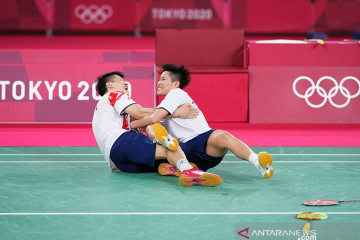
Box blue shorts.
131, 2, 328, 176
110, 131, 157, 173
179, 130, 224, 171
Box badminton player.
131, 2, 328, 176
130, 64, 274, 179
92, 71, 222, 187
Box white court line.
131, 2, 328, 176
227, 153, 360, 156
0, 153, 360, 156
0, 161, 105, 163
0, 161, 359, 164
0, 154, 101, 156
222, 161, 360, 163
0, 153, 359, 163
0, 212, 359, 216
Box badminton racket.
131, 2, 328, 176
302, 199, 360, 206
296, 212, 328, 233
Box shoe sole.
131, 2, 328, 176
153, 123, 179, 151
179, 174, 222, 187
158, 163, 197, 177
258, 152, 274, 179
264, 169, 274, 179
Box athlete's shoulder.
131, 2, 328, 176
168, 88, 188, 97
173, 88, 185, 93
108, 90, 127, 99
108, 91, 130, 107
95, 93, 111, 110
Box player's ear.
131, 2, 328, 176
106, 81, 113, 90
174, 80, 180, 88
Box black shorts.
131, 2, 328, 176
110, 131, 157, 173
179, 130, 224, 171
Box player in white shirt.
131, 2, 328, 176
130, 64, 274, 179
92, 71, 222, 187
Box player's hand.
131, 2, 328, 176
173, 103, 199, 119
129, 115, 139, 122
133, 127, 146, 134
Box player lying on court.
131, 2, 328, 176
92, 71, 222, 187
131, 64, 274, 180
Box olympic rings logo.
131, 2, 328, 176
74, 5, 113, 24
293, 76, 360, 108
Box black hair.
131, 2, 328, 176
161, 64, 191, 89
95, 71, 125, 96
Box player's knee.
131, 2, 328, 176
219, 131, 234, 147
146, 125, 155, 140
210, 130, 233, 148
145, 125, 152, 133
154, 144, 167, 159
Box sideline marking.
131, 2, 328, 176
0, 153, 360, 156
0, 212, 359, 216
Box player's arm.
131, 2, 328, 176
138, 104, 198, 119
130, 108, 168, 129
139, 107, 156, 116
171, 103, 198, 119
108, 91, 149, 119
123, 104, 148, 119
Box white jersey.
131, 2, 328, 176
92, 91, 136, 170
157, 88, 211, 142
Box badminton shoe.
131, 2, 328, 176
179, 167, 222, 187
152, 123, 179, 151
257, 152, 274, 179
158, 162, 197, 177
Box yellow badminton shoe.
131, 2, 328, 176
152, 123, 179, 151
258, 152, 274, 179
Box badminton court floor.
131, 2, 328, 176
0, 146, 359, 240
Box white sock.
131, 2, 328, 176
248, 152, 259, 166
176, 159, 193, 172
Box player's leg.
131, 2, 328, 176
148, 124, 222, 186
110, 131, 158, 173
155, 145, 222, 187
145, 125, 155, 140
206, 130, 274, 179
206, 129, 252, 159
147, 124, 197, 177
146, 124, 182, 176
110, 131, 187, 176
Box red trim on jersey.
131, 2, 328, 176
122, 115, 130, 130
108, 91, 125, 107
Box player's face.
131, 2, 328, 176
108, 75, 126, 93
157, 71, 178, 96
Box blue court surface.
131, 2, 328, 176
0, 146, 359, 240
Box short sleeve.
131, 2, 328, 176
113, 93, 136, 115
156, 89, 188, 114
